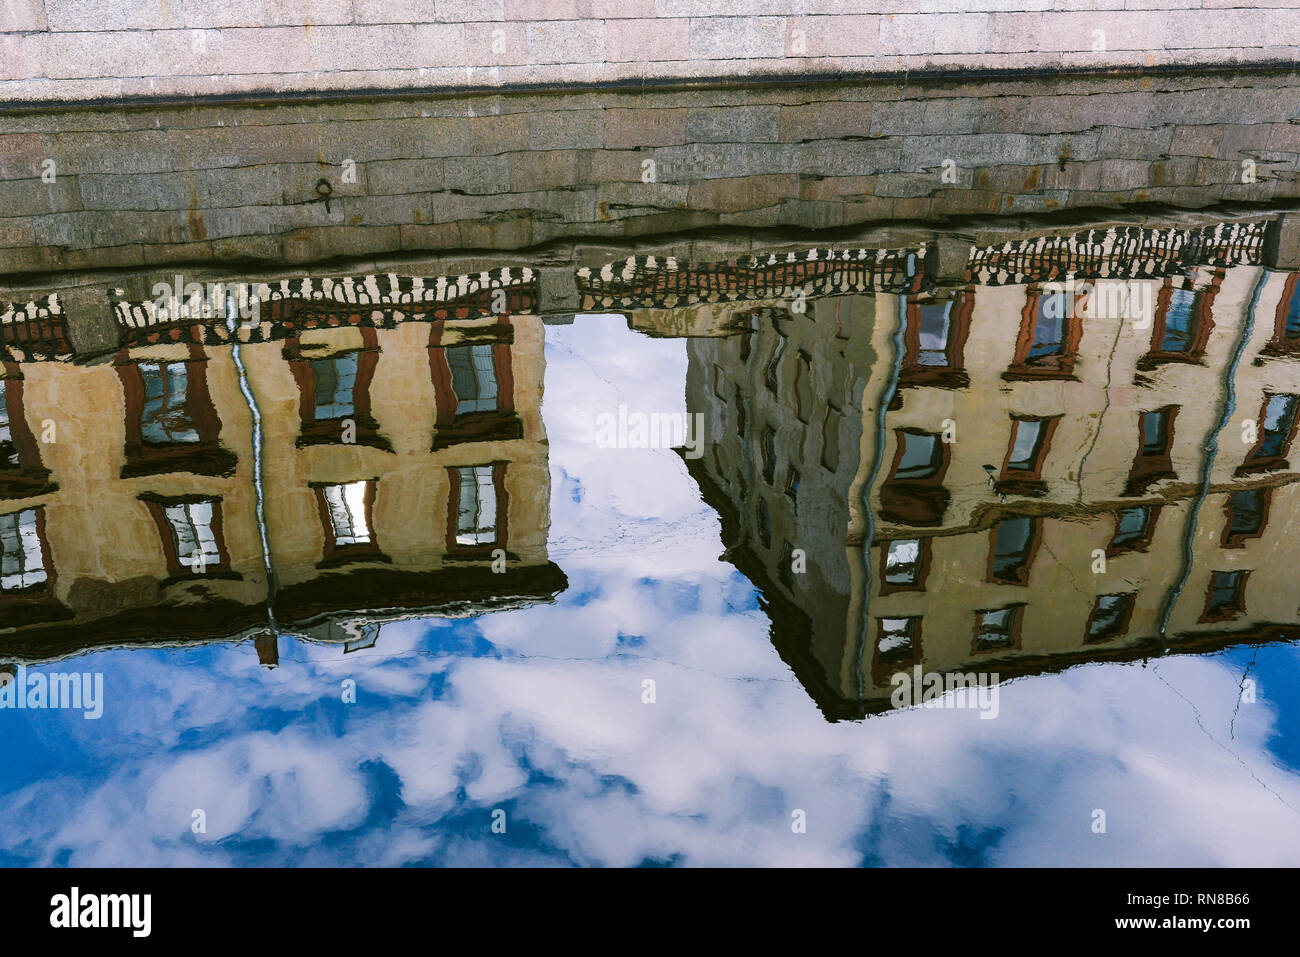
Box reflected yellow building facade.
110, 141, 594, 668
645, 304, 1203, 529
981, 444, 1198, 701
683, 224, 1300, 719
0, 274, 563, 663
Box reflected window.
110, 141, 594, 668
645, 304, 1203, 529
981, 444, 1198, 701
820, 406, 841, 472
430, 326, 519, 450
1001, 415, 1059, 491
763, 331, 787, 394
988, 515, 1038, 585
1239, 394, 1300, 473
141, 495, 233, 578
455, 466, 498, 546
447, 343, 499, 414
1202, 570, 1248, 621
291, 333, 388, 449
793, 351, 813, 423
881, 538, 928, 592
1139, 275, 1222, 369
784, 467, 800, 501
875, 616, 920, 681
325, 481, 372, 546
973, 605, 1023, 653
1110, 505, 1157, 552
139, 361, 199, 444
310, 351, 359, 419
1125, 406, 1178, 495
1265, 273, 1300, 355
1028, 294, 1066, 359
314, 480, 383, 567
1008, 286, 1079, 378
761, 427, 776, 485
1159, 289, 1198, 352
0, 507, 47, 592
117, 351, 232, 478
0, 379, 15, 467
0, 372, 53, 498
1141, 409, 1171, 455
1086, 593, 1135, 643
1285, 281, 1300, 340
893, 431, 941, 480
162, 500, 223, 571
881, 429, 950, 526
901, 292, 973, 386
1223, 488, 1268, 547
756, 496, 772, 549
916, 303, 952, 366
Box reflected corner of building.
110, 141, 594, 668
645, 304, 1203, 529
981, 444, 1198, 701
666, 217, 1300, 720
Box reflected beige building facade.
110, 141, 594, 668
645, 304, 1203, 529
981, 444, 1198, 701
0, 277, 562, 663
683, 225, 1300, 719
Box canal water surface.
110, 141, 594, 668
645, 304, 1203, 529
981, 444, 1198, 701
2, 218, 1299, 865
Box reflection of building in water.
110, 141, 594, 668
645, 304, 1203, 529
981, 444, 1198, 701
0, 274, 563, 663
683, 224, 1300, 719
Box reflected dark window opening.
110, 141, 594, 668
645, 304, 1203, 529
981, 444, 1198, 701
456, 467, 498, 546
881, 429, 950, 526
784, 467, 799, 501
1239, 393, 1300, 474
1201, 569, 1248, 622
1086, 593, 1135, 643
1028, 295, 1066, 359
894, 431, 941, 480
0, 369, 54, 498
446, 462, 509, 557
140, 493, 235, 580
820, 405, 841, 472
139, 361, 199, 444
973, 605, 1023, 654
998, 415, 1060, 496
0, 379, 12, 467
880, 537, 928, 594
793, 351, 813, 423
311, 351, 360, 419
289, 330, 386, 449
1222, 488, 1269, 547
429, 322, 521, 450
0, 503, 64, 625
874, 616, 921, 685
116, 348, 233, 478
1007, 285, 1080, 379
988, 515, 1039, 585
1109, 504, 1157, 553
917, 303, 952, 365
763, 329, 787, 394
756, 496, 772, 550
0, 506, 48, 592
901, 291, 972, 388
1160, 289, 1197, 351
761, 427, 776, 485
447, 343, 499, 414
1125, 406, 1178, 495
314, 479, 387, 567
1265, 273, 1300, 356
1140, 273, 1220, 368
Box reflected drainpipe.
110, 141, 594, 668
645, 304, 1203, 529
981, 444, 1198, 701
1156, 266, 1270, 650
225, 295, 280, 654
853, 291, 908, 700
